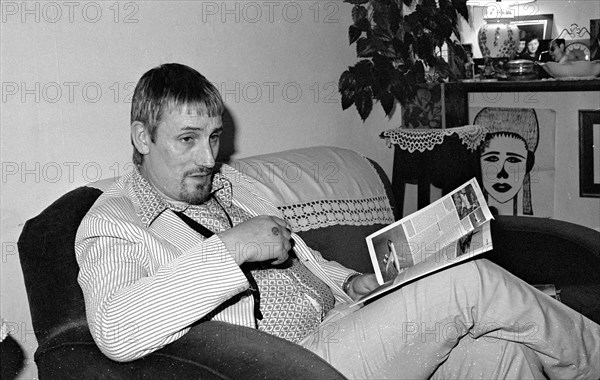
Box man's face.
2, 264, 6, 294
140, 107, 223, 205
550, 43, 565, 62
480, 135, 529, 204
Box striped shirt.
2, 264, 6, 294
75, 164, 355, 362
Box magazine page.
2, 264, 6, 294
354, 222, 493, 306
366, 178, 493, 285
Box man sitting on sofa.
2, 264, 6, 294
75, 63, 600, 379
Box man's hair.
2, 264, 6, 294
130, 63, 224, 165
550, 38, 566, 50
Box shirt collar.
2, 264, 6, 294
132, 166, 233, 228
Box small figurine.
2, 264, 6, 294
464, 52, 475, 79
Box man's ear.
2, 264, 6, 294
131, 121, 150, 155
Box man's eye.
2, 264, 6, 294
181, 136, 194, 143
483, 156, 498, 162
210, 134, 221, 142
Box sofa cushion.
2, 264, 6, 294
232, 146, 398, 273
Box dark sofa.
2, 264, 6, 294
15, 146, 600, 379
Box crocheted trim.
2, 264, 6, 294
382, 125, 490, 153
278, 196, 395, 232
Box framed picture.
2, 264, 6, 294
512, 14, 554, 40
590, 19, 600, 61
579, 110, 600, 198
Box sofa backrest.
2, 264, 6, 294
18, 146, 398, 347
232, 146, 398, 273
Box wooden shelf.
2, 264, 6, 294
461, 78, 600, 93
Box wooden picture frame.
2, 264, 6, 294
579, 110, 600, 198
512, 14, 554, 40
590, 19, 600, 61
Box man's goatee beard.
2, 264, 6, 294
186, 184, 213, 205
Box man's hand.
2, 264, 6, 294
218, 215, 292, 265
346, 274, 379, 301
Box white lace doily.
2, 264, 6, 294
233, 146, 395, 232
279, 196, 394, 232
382, 125, 490, 153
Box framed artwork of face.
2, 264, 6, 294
472, 107, 554, 217
480, 133, 530, 204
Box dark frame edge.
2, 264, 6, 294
578, 110, 600, 198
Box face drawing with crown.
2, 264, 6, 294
480, 133, 529, 204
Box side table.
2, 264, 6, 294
381, 125, 489, 216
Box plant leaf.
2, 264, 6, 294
378, 90, 395, 116
351, 60, 375, 87
355, 18, 371, 32
356, 37, 378, 57
372, 8, 390, 31
352, 5, 368, 24
341, 90, 355, 110
389, 4, 402, 35
349, 25, 362, 45
452, 0, 469, 22
355, 88, 374, 121
339, 70, 356, 91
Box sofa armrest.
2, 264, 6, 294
36, 321, 346, 380
487, 216, 600, 286
487, 215, 600, 323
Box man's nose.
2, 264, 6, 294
194, 142, 216, 168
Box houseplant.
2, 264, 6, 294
338, 0, 470, 121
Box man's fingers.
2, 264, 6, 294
270, 216, 291, 240
272, 216, 291, 232
271, 250, 289, 265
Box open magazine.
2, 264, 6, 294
352, 178, 494, 306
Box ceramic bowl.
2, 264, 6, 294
537, 61, 600, 79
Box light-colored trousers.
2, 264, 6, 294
300, 259, 600, 379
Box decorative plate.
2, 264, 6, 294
566, 42, 591, 61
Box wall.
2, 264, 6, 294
1, 1, 597, 378
0, 2, 400, 378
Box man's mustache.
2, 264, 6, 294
184, 167, 214, 177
